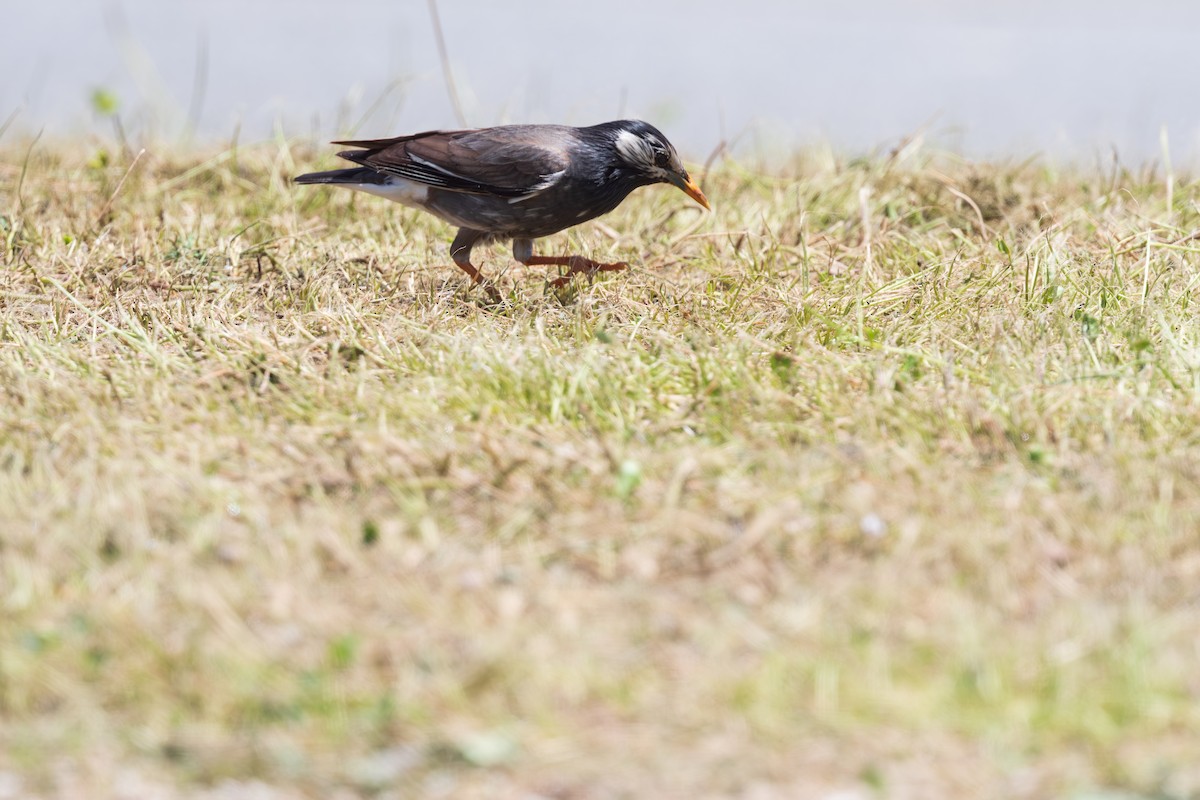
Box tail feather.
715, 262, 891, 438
293, 166, 388, 185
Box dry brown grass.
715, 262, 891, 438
2, 137, 1200, 799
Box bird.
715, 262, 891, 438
294, 120, 709, 289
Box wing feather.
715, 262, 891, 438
332, 126, 573, 199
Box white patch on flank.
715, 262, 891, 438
351, 177, 428, 206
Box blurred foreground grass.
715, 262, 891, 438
1, 138, 1199, 799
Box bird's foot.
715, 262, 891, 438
475, 279, 503, 304
549, 256, 629, 288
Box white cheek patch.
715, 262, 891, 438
615, 129, 656, 168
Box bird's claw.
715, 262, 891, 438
477, 280, 503, 304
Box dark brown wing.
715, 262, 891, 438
333, 126, 573, 198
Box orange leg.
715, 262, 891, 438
451, 256, 501, 302
449, 228, 501, 299
452, 255, 485, 284
522, 255, 629, 287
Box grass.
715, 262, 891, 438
2, 135, 1200, 799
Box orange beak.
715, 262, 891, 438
670, 171, 711, 210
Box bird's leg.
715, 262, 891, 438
452, 255, 485, 284
450, 228, 487, 285
519, 254, 629, 287
511, 239, 627, 287
448, 228, 502, 302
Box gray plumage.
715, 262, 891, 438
295, 120, 709, 288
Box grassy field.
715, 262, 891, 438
2, 136, 1199, 800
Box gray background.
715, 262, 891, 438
4, 0, 1198, 164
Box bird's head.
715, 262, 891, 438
610, 120, 710, 210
